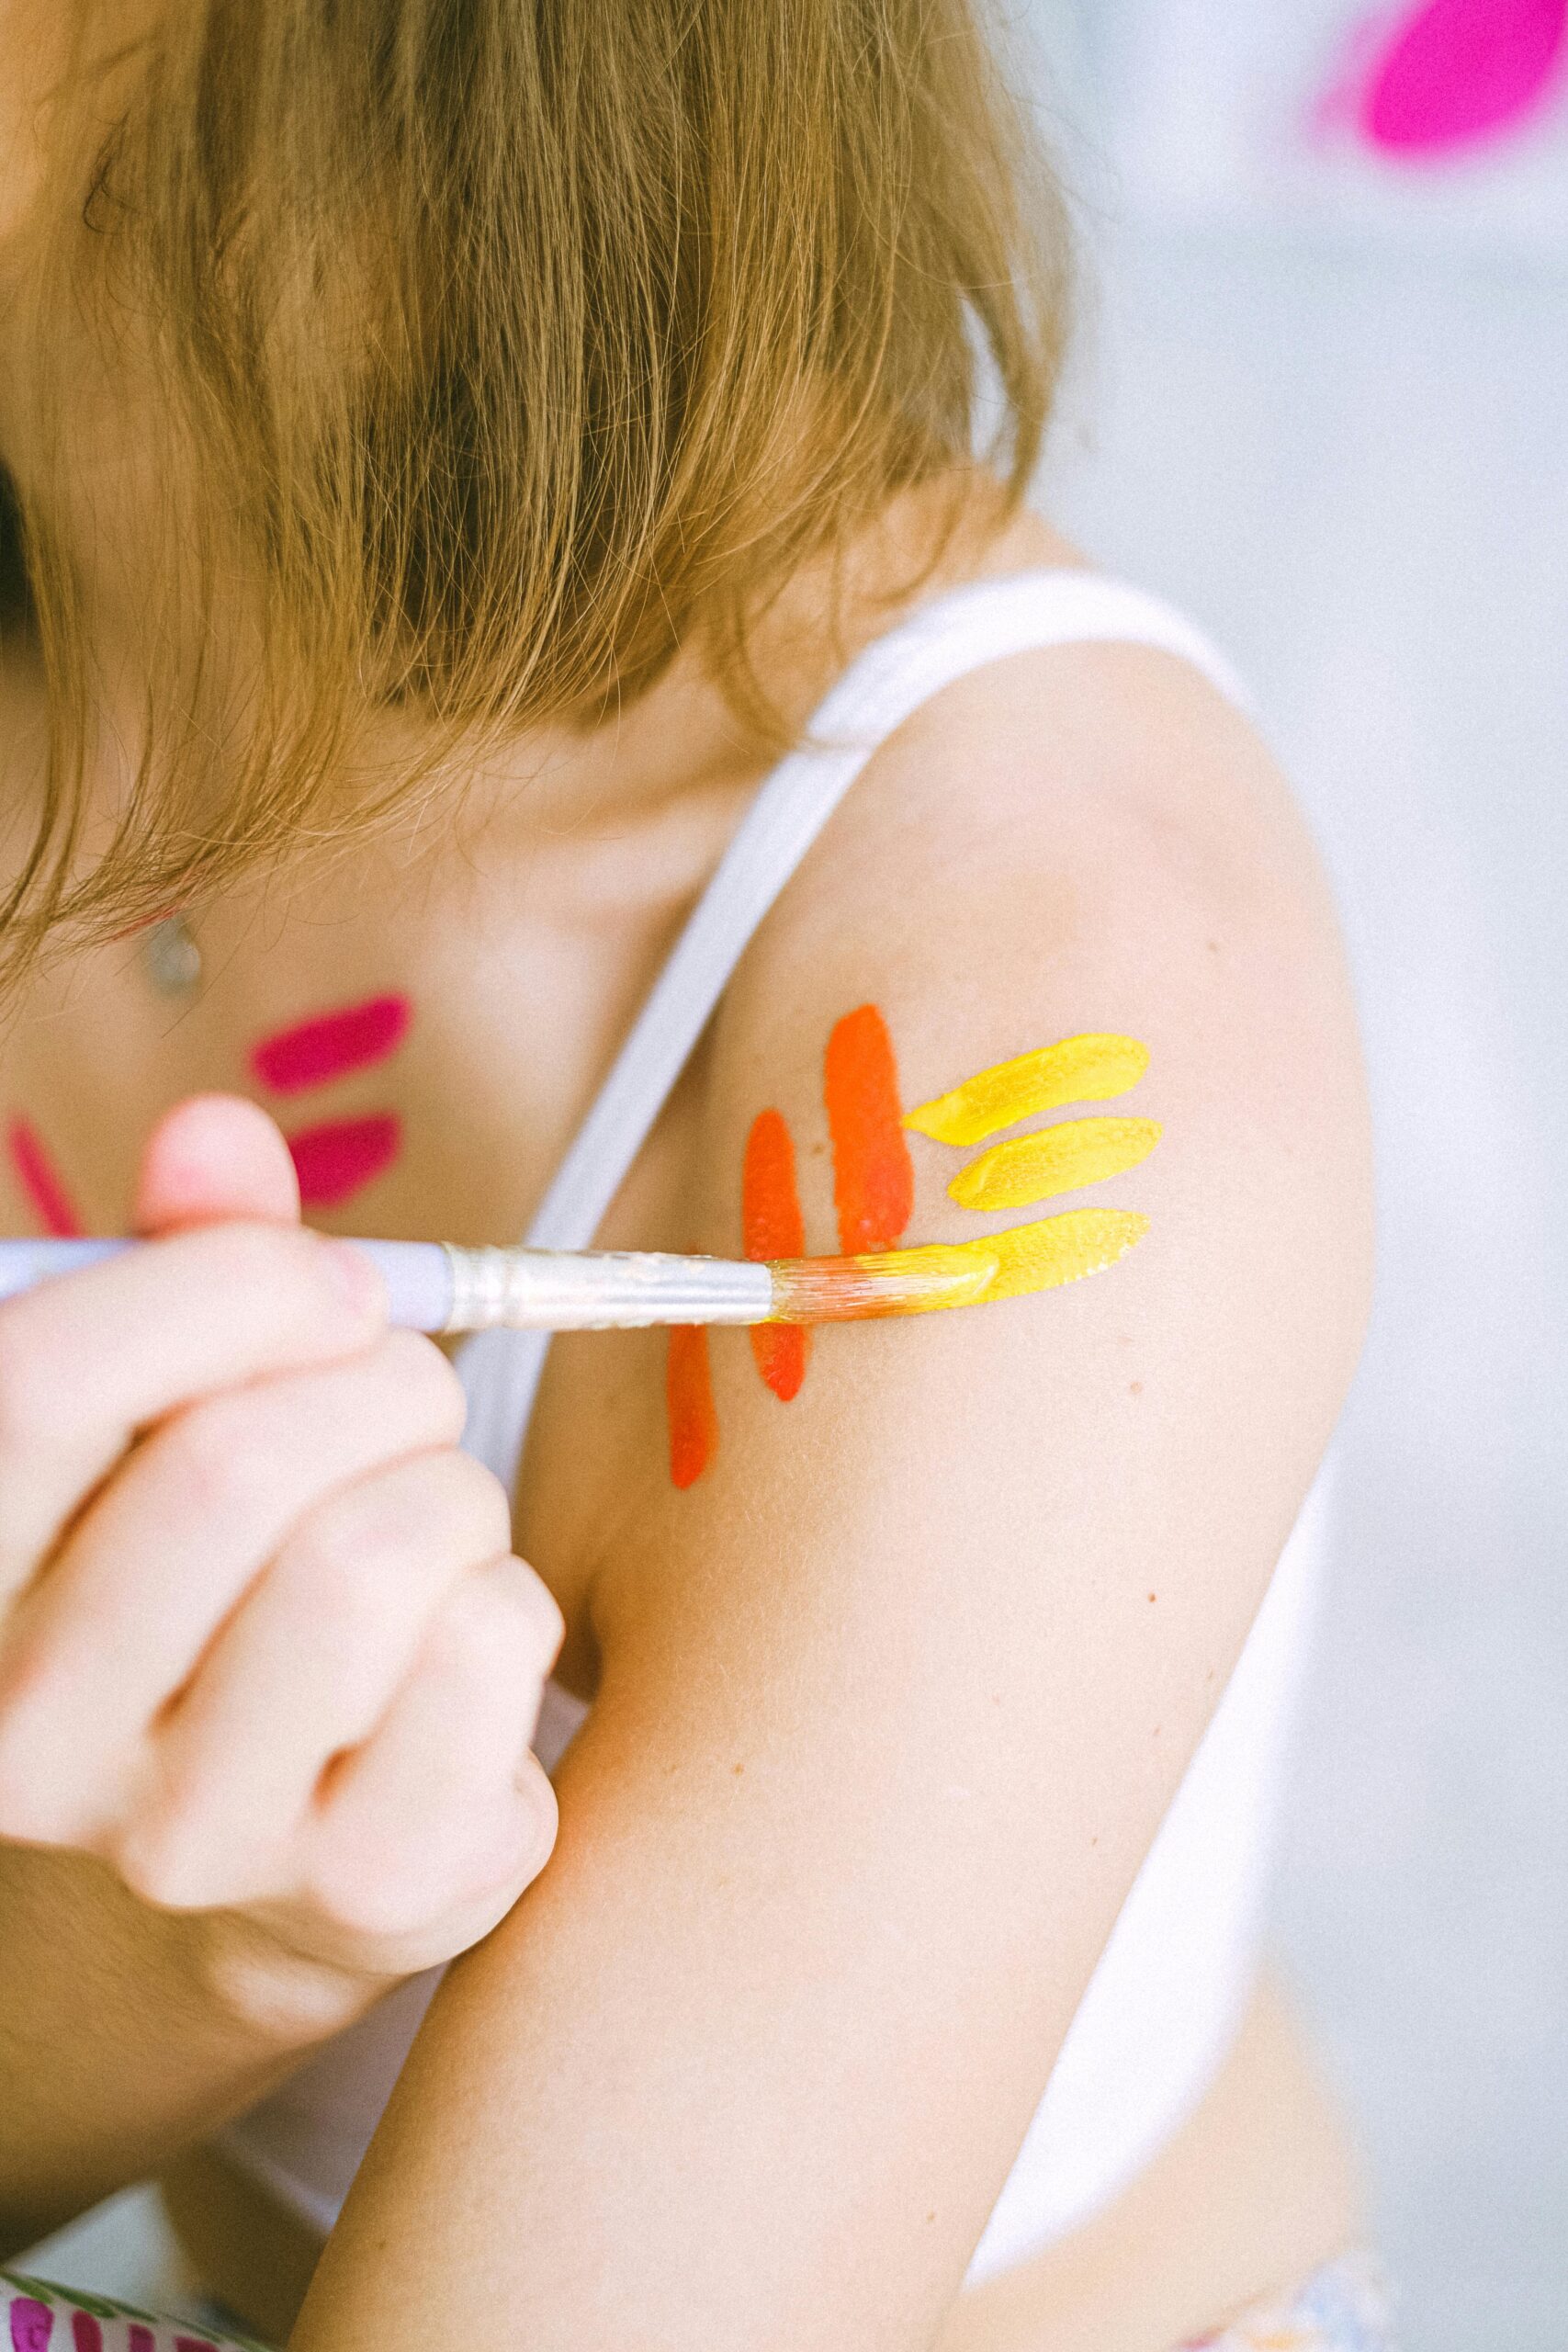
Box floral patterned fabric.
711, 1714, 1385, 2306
0, 2274, 265, 2352
6, 2249, 1397, 2352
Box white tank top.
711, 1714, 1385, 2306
211, 570, 1328, 2287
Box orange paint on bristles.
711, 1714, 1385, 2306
666, 1323, 719, 1487
825, 1004, 915, 1254
743, 1110, 809, 1400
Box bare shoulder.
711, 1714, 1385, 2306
504, 585, 1373, 2324
713, 587, 1373, 1393
590, 586, 1371, 1705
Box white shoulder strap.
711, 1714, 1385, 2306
458, 569, 1249, 1481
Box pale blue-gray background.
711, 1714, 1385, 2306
25, 7, 1568, 2346
1036, 6, 1568, 2346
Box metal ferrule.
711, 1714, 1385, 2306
438, 1244, 774, 1334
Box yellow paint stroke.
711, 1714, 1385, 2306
977, 1207, 1150, 1301
904, 1034, 1150, 1148
948, 1116, 1162, 1213
768, 1210, 1148, 1322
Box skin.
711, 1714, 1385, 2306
0, 27, 1375, 2349
0, 1096, 565, 2251
2, 581, 1374, 2350
289, 613, 1373, 2352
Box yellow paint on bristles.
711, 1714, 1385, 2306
948, 1116, 1162, 1213
767, 1208, 1149, 1323
904, 1034, 1150, 1148
769, 1244, 998, 1323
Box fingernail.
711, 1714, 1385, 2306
319, 1238, 387, 1323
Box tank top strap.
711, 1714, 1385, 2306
457, 568, 1250, 1484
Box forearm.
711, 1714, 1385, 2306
286, 1650, 1082, 2352
0, 1842, 383, 2256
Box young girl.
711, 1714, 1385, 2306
0, 6, 1388, 2347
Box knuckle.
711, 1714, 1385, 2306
386, 1449, 513, 1572
198, 1220, 299, 1309
306, 1451, 504, 1603
421, 1584, 497, 1686
311, 1783, 557, 1948
203, 1219, 298, 1293
0, 1739, 64, 1845
491, 1558, 568, 1674
112, 1813, 210, 1912
461, 1776, 560, 1913
0, 1668, 85, 1845
376, 1330, 468, 1441
426, 1567, 563, 1715
205, 1224, 359, 1344
509, 1761, 560, 1880
162, 1395, 276, 1521
307, 1856, 431, 1946
423, 1580, 510, 1693
453, 1455, 516, 1564
288, 1510, 392, 1637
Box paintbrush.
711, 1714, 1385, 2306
0, 1235, 1000, 1332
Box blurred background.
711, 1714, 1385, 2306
27, 4, 1568, 2345
1032, 4, 1567, 2344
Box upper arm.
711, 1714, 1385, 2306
296, 642, 1372, 2352
589, 635, 1370, 1810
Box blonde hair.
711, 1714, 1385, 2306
2, 0, 1069, 979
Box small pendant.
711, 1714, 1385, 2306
142, 911, 203, 997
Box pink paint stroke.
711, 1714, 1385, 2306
250, 992, 412, 1095
1333, 0, 1567, 156
288, 1112, 401, 1207
8, 2301, 52, 2352
7, 1118, 85, 1237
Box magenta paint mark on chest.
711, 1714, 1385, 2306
250, 992, 412, 1095
6, 1119, 86, 1238
288, 1112, 401, 1206
8, 2300, 52, 2352
1348, 0, 1567, 154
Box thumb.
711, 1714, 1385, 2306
135, 1094, 301, 1236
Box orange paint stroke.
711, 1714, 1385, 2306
666, 1323, 719, 1488
743, 1110, 809, 1400
825, 1004, 915, 1254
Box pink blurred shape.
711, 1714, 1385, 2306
6, 1118, 85, 1238
250, 991, 411, 1094
288, 1112, 401, 1206
1350, 0, 1567, 155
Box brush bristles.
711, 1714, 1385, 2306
767, 1245, 998, 1323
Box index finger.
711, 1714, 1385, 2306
0, 1221, 386, 1591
